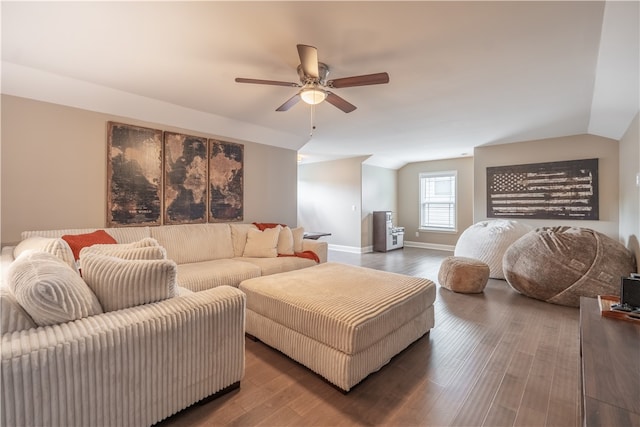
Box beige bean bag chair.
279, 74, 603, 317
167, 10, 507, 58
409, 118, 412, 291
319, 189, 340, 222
503, 226, 637, 307
454, 220, 532, 279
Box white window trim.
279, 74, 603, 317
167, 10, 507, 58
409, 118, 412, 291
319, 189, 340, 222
418, 170, 458, 233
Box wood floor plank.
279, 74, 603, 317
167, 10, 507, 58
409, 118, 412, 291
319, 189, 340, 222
157, 247, 581, 427
544, 311, 581, 427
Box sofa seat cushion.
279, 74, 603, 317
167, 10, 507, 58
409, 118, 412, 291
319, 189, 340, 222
177, 259, 261, 291
151, 224, 234, 264
235, 256, 317, 276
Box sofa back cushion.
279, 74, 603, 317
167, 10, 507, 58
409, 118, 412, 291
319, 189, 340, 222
150, 224, 233, 264
22, 227, 151, 244
230, 223, 258, 257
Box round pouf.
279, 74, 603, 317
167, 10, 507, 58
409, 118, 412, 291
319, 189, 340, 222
454, 220, 532, 279
503, 226, 637, 307
438, 256, 490, 294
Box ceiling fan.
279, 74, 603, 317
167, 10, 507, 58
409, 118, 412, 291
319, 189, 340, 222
235, 44, 389, 113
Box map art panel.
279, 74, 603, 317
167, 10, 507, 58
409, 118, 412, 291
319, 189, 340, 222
209, 140, 243, 222
164, 132, 208, 224
107, 122, 163, 227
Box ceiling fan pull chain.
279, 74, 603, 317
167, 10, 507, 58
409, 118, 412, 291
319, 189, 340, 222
309, 104, 315, 137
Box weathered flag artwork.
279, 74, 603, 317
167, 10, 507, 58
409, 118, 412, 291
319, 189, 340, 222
487, 158, 598, 220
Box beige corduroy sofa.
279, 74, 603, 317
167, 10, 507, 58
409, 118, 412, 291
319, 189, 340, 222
6, 222, 327, 291
0, 222, 327, 427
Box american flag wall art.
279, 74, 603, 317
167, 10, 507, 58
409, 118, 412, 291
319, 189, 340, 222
487, 158, 598, 220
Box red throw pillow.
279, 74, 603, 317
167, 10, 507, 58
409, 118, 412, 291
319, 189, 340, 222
252, 222, 287, 231
62, 230, 117, 260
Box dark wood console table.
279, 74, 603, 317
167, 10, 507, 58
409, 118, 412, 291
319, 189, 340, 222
579, 297, 640, 426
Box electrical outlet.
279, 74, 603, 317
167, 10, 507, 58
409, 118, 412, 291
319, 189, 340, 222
415, 231, 419, 237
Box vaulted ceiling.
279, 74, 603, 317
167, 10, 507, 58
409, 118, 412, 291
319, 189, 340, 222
2, 1, 638, 169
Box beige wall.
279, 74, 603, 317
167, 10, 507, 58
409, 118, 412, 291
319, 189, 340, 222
473, 134, 619, 239
398, 157, 474, 249
362, 164, 397, 250
297, 157, 368, 251
1, 95, 298, 245
619, 112, 639, 270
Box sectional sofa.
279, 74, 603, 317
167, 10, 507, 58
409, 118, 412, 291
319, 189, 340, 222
0, 222, 327, 427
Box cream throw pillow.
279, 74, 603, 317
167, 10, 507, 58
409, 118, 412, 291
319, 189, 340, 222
243, 226, 281, 258
13, 237, 78, 273
291, 227, 305, 253
81, 252, 177, 312
277, 226, 295, 255
0, 287, 36, 333
7, 251, 103, 326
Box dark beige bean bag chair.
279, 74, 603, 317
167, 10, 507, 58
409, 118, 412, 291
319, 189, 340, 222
503, 226, 636, 307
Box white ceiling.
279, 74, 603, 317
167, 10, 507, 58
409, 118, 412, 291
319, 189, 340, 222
2, 1, 638, 169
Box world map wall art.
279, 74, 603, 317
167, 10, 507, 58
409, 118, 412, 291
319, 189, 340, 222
107, 122, 244, 227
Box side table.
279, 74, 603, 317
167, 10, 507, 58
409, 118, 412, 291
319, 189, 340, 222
579, 296, 640, 426
303, 232, 331, 240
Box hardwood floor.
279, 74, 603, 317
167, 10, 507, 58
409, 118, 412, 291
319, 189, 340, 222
158, 247, 581, 426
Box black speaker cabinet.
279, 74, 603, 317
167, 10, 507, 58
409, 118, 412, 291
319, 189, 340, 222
621, 276, 640, 309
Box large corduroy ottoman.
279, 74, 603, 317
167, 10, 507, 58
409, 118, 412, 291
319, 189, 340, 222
503, 226, 637, 307
238, 262, 436, 392
454, 219, 532, 279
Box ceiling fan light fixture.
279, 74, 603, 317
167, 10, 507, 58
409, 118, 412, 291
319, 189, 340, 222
300, 87, 327, 105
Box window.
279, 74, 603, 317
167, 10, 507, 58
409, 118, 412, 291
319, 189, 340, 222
419, 171, 457, 231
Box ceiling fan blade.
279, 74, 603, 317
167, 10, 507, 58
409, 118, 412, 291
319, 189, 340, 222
328, 72, 390, 88
276, 94, 301, 112
297, 44, 319, 79
235, 77, 299, 87
325, 92, 357, 113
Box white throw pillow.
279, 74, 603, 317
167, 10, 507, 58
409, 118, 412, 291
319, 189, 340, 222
0, 287, 36, 333
291, 227, 305, 253
81, 252, 177, 312
13, 237, 78, 273
277, 226, 295, 255
243, 226, 281, 258
7, 251, 103, 326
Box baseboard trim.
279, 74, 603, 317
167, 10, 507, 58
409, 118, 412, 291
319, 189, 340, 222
329, 242, 453, 253
328, 244, 371, 254
403, 241, 455, 252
